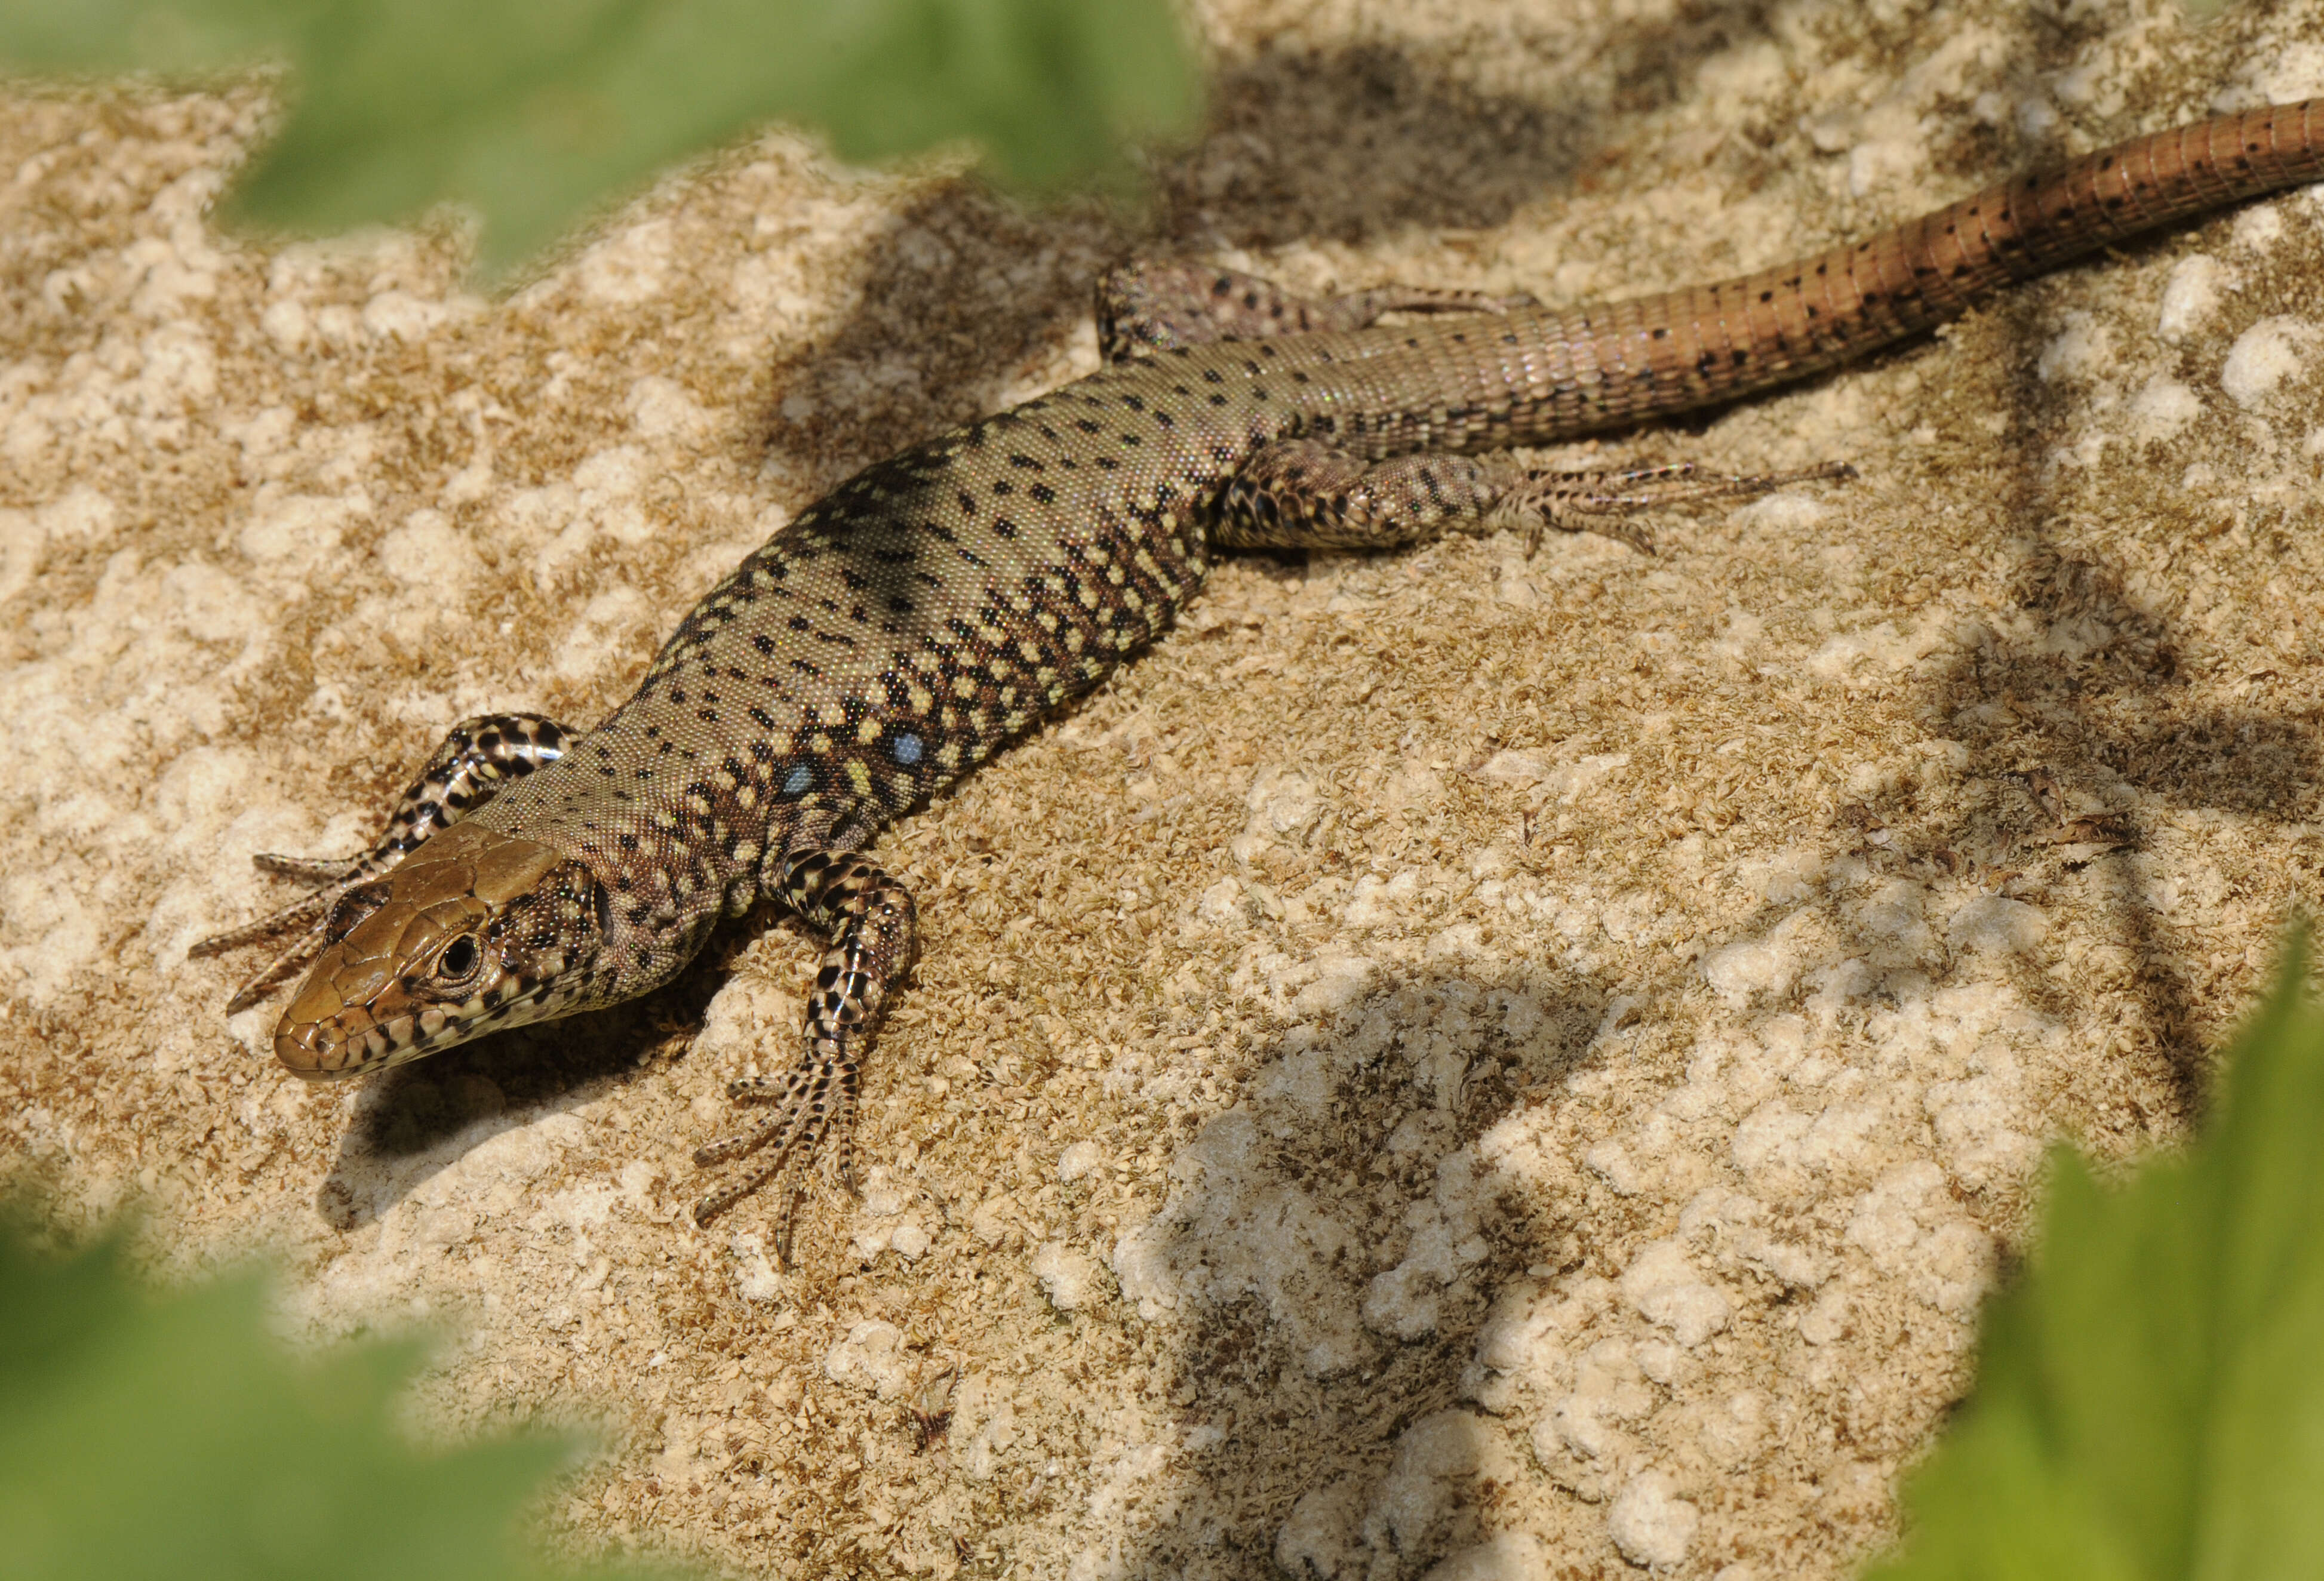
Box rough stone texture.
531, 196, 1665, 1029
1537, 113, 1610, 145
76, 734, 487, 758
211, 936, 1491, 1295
7, 1, 2324, 1577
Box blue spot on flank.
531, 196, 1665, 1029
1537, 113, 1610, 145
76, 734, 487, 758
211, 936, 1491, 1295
783, 764, 813, 795
892, 733, 924, 765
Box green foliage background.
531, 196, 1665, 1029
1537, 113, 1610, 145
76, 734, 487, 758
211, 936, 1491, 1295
0, 0, 1199, 277
0, 1222, 699, 1580
1876, 939, 2324, 1580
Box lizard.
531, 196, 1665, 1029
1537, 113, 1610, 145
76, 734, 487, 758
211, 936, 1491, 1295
193, 98, 2324, 1253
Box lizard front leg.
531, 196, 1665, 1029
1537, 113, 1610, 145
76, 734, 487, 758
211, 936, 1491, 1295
690, 848, 919, 1262
1098, 260, 1535, 361
190, 713, 573, 1011
1215, 439, 1852, 555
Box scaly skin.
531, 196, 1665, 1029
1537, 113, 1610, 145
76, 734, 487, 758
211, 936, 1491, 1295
199, 99, 2324, 1242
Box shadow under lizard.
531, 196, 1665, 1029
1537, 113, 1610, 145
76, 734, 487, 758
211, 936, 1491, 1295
195, 99, 2324, 1255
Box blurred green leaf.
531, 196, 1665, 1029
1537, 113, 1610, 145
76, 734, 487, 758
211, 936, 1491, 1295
0, 1221, 685, 1580
0, 0, 1200, 277
1870, 930, 2324, 1581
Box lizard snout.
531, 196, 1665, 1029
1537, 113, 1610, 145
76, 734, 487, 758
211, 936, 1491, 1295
272, 886, 477, 1079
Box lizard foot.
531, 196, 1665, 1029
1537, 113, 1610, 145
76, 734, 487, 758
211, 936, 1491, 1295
187, 713, 573, 1014
691, 1048, 862, 1265
1511, 459, 1856, 553
188, 853, 374, 1014
1099, 259, 1536, 361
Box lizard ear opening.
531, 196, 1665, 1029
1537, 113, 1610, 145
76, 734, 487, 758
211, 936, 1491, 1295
478, 857, 610, 965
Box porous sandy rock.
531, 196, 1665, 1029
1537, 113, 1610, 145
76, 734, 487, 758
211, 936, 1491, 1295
7, 1, 2324, 1576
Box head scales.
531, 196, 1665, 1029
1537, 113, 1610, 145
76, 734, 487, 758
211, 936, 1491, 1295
273, 823, 608, 1079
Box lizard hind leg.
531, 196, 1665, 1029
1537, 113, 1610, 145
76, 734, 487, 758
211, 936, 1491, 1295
1515, 459, 1858, 553
1215, 439, 1531, 553
1214, 439, 1853, 556
189, 712, 575, 1012
1097, 260, 1535, 361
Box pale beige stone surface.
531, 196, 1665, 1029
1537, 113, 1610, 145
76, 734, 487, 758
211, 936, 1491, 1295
8, 2, 2324, 1577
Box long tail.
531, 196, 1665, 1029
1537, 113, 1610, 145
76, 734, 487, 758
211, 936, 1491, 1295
1336, 100, 2324, 451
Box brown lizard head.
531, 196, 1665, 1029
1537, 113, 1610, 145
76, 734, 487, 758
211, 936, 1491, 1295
272, 822, 607, 1079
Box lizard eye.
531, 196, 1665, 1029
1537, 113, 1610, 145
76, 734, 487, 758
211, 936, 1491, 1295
436, 934, 481, 980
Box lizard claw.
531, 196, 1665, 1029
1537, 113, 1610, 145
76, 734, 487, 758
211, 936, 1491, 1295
691, 1047, 863, 1266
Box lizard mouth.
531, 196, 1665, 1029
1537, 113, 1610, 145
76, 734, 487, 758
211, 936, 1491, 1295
273, 982, 518, 1078
271, 945, 549, 1079
272, 939, 596, 1079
